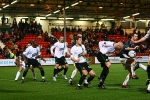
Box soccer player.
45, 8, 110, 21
133, 29, 150, 93
96, 41, 124, 89
21, 40, 46, 83
14, 55, 36, 81
55, 43, 70, 77
68, 33, 87, 85
51, 36, 69, 81
14, 43, 36, 81
120, 33, 147, 88
70, 36, 96, 89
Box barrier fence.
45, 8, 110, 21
0, 56, 148, 66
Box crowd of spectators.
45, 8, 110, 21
0, 21, 149, 59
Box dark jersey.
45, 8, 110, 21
70, 41, 76, 48
119, 39, 135, 58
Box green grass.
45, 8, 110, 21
0, 64, 149, 100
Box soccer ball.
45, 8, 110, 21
128, 50, 136, 58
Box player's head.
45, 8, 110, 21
131, 33, 138, 41
77, 33, 82, 37
32, 40, 37, 47
59, 36, 64, 43
75, 36, 82, 45
26, 43, 31, 48
115, 42, 124, 50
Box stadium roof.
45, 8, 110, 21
0, 0, 150, 20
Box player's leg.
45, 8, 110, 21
15, 66, 23, 81
98, 61, 111, 89
126, 58, 138, 79
98, 63, 109, 82
56, 65, 64, 77
53, 58, 60, 81
84, 66, 96, 87
62, 64, 68, 79
21, 67, 29, 83
30, 65, 36, 81
37, 64, 45, 82
76, 68, 88, 89
68, 66, 78, 85
146, 55, 150, 93
134, 61, 147, 71
122, 67, 132, 88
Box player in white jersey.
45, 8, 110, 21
21, 40, 46, 83
133, 29, 150, 93
68, 33, 87, 85
51, 36, 69, 81
96, 41, 123, 89
55, 44, 71, 77
14, 43, 36, 81
71, 36, 96, 89
119, 33, 147, 88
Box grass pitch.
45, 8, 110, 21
0, 63, 149, 100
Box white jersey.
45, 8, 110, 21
144, 29, 150, 39
36, 46, 42, 63
23, 46, 40, 59
70, 44, 86, 63
51, 41, 67, 58
99, 41, 115, 56
63, 48, 68, 56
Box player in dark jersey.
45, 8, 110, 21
120, 33, 147, 88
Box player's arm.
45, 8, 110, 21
22, 47, 30, 64
134, 31, 150, 43
134, 37, 146, 43
50, 42, 57, 56
81, 45, 87, 56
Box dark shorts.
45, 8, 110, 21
55, 56, 67, 65
75, 62, 92, 73
96, 52, 109, 63
27, 58, 41, 68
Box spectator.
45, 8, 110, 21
69, 33, 73, 40
38, 34, 42, 39
0, 46, 3, 55
4, 47, 10, 59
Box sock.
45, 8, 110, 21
84, 77, 88, 84
147, 83, 150, 91
70, 69, 77, 79
57, 68, 64, 74
131, 63, 136, 76
147, 65, 150, 79
15, 71, 20, 80
40, 69, 45, 77
42, 76, 45, 79
63, 68, 68, 75
103, 69, 109, 81
122, 74, 130, 85
32, 72, 36, 79
53, 68, 57, 77
78, 75, 86, 85
139, 63, 147, 71
100, 66, 109, 79
87, 75, 95, 83
21, 70, 28, 80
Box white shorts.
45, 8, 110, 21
120, 57, 136, 68
20, 61, 26, 69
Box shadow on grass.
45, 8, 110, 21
137, 88, 148, 94
0, 89, 37, 93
